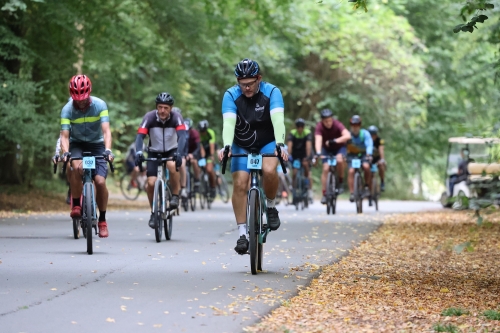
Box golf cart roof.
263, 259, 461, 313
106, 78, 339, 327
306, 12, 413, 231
448, 137, 500, 144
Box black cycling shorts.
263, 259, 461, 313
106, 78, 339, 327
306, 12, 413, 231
147, 149, 177, 178
69, 142, 108, 179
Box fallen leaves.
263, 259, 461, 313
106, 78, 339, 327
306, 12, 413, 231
246, 211, 500, 332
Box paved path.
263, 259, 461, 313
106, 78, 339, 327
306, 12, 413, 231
0, 199, 440, 333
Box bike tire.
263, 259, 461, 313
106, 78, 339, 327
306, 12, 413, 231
219, 176, 230, 203
327, 172, 336, 215
199, 175, 207, 209
248, 190, 260, 275
72, 218, 80, 239
154, 181, 163, 243
84, 183, 93, 255
372, 176, 379, 211
164, 214, 172, 240
182, 196, 189, 212
354, 172, 363, 214
119, 173, 141, 201
190, 192, 196, 211
332, 196, 337, 214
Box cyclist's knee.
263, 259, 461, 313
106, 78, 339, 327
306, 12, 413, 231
348, 168, 355, 175
147, 177, 156, 187
94, 176, 106, 188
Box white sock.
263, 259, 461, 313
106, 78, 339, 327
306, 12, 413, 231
238, 224, 247, 237
266, 197, 275, 208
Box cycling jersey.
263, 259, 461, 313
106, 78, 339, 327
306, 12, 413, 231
60, 96, 109, 143
372, 137, 384, 158
314, 120, 346, 152
188, 128, 201, 155
136, 110, 186, 153
221, 81, 285, 149
287, 128, 311, 159
200, 128, 216, 149
346, 129, 374, 156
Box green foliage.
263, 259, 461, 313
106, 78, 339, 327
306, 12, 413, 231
483, 309, 500, 320
441, 307, 469, 316
433, 323, 459, 333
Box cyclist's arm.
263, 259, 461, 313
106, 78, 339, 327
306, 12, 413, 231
60, 108, 71, 154
209, 143, 215, 157
176, 121, 187, 156
335, 128, 351, 144
136, 115, 150, 153
55, 135, 62, 156
269, 88, 285, 144
287, 141, 293, 156
306, 132, 312, 157
314, 135, 322, 155
102, 122, 112, 151
135, 134, 146, 154
60, 130, 70, 154
364, 130, 374, 155
193, 142, 201, 156
222, 91, 237, 147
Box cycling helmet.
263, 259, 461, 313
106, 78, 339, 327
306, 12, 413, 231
295, 118, 305, 127
350, 115, 362, 125
320, 109, 333, 119
69, 75, 92, 101
368, 125, 378, 134
184, 118, 193, 128
155, 92, 174, 105
234, 58, 260, 79
172, 106, 182, 114
198, 120, 209, 131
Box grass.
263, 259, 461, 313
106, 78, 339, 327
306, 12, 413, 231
483, 310, 500, 320
433, 323, 459, 333
441, 307, 469, 316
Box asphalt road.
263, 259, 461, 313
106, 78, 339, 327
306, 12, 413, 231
0, 198, 440, 333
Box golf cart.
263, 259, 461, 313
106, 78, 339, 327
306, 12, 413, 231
440, 137, 500, 209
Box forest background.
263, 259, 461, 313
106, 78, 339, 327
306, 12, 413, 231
1, 0, 499, 199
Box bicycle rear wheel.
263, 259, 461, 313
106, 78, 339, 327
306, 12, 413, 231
164, 185, 172, 240
372, 175, 379, 211
120, 173, 141, 200
327, 173, 336, 215
154, 181, 163, 243
84, 183, 94, 255
354, 172, 363, 214
72, 218, 80, 239
219, 176, 230, 203
248, 190, 260, 275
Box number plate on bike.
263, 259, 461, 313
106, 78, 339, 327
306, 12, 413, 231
198, 158, 206, 167
351, 159, 361, 168
293, 160, 301, 169
371, 164, 378, 172
82, 156, 96, 170
247, 154, 262, 170
328, 158, 337, 166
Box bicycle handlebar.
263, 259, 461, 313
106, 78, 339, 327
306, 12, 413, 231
139, 156, 178, 173
220, 145, 287, 175
69, 155, 115, 174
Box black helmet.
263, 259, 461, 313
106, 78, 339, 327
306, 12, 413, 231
155, 92, 174, 105
350, 115, 362, 125
320, 109, 333, 119
368, 125, 378, 134
198, 120, 209, 131
295, 118, 305, 127
234, 58, 260, 78
184, 117, 193, 128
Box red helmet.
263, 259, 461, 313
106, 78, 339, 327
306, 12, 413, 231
69, 75, 92, 101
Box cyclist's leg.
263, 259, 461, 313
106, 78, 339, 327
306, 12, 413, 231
336, 146, 346, 187
180, 157, 187, 197
145, 154, 159, 209
378, 160, 386, 184
206, 160, 216, 187
68, 143, 84, 216
362, 161, 371, 190
260, 141, 281, 230
348, 167, 355, 193
230, 145, 251, 254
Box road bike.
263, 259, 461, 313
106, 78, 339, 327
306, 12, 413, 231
198, 158, 214, 209
139, 156, 176, 242
221, 145, 287, 275
317, 155, 339, 215
370, 163, 380, 211
291, 159, 309, 210
62, 153, 114, 254
348, 154, 367, 214
182, 157, 199, 212
275, 168, 291, 206
120, 169, 147, 200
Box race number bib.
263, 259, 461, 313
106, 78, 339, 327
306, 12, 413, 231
293, 160, 301, 169
351, 159, 361, 169
82, 156, 96, 170
328, 158, 337, 166
247, 154, 263, 170
198, 158, 207, 167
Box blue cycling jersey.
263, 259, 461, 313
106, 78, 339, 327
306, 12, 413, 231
346, 129, 373, 155
60, 96, 109, 143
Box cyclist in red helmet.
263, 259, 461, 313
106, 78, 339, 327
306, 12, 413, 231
60, 75, 114, 238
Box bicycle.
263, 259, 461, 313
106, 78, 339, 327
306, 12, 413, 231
62, 152, 114, 254
139, 156, 176, 242
183, 158, 198, 212
198, 158, 212, 210
291, 159, 309, 210
370, 163, 380, 211
275, 169, 291, 206
348, 154, 366, 214
215, 163, 230, 203
120, 169, 147, 200
316, 155, 339, 215
221, 145, 287, 275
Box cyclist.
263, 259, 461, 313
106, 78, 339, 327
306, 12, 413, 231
172, 107, 189, 199
314, 109, 351, 204
185, 118, 202, 189
60, 75, 114, 238
52, 133, 71, 205
198, 120, 217, 199
134, 93, 185, 229
287, 118, 312, 204
368, 125, 386, 192
346, 115, 373, 202
217, 58, 288, 255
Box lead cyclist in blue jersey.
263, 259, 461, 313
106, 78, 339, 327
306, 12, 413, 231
217, 58, 288, 255
346, 115, 373, 203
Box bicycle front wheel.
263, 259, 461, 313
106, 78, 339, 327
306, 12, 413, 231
199, 174, 207, 209
327, 172, 336, 215
354, 172, 363, 214
154, 181, 163, 243
84, 183, 94, 255
120, 173, 141, 201
219, 176, 230, 203
248, 190, 260, 275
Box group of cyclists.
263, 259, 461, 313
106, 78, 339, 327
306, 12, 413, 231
52, 58, 386, 255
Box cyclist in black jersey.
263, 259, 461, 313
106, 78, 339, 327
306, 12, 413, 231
287, 118, 312, 203
368, 125, 386, 192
